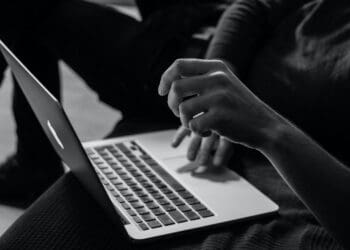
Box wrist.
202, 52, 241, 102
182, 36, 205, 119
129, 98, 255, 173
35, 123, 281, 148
255, 110, 292, 153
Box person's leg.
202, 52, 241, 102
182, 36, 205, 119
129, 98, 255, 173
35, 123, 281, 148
38, 0, 191, 124
0, 38, 63, 207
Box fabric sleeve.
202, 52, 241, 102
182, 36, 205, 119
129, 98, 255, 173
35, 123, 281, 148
206, 0, 309, 78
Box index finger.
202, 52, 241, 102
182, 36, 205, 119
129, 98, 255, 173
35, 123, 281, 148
172, 126, 191, 147
158, 59, 221, 96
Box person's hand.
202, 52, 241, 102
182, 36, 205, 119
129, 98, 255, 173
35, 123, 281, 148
158, 59, 281, 149
172, 126, 234, 166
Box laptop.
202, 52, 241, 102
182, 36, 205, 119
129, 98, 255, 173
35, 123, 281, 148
0, 40, 278, 242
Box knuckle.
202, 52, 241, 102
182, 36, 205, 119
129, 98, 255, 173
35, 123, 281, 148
179, 102, 188, 115
171, 80, 182, 95
213, 71, 230, 86
189, 120, 199, 133
213, 59, 228, 70
173, 58, 185, 71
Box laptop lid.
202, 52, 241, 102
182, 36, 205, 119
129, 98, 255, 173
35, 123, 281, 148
0, 40, 121, 226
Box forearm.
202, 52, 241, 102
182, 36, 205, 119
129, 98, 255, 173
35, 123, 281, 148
259, 115, 350, 248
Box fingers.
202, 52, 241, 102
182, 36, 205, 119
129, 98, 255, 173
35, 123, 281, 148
167, 74, 216, 117
179, 95, 210, 128
187, 134, 202, 161
172, 126, 191, 148
158, 59, 226, 96
213, 138, 234, 166
189, 110, 216, 137
197, 133, 219, 165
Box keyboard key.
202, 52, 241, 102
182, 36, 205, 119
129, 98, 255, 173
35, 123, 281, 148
145, 187, 158, 194
111, 179, 123, 185
147, 220, 162, 229
116, 170, 127, 175
111, 165, 122, 170
135, 191, 147, 197
121, 176, 132, 181
122, 203, 131, 210
178, 191, 193, 199
198, 209, 214, 218
162, 204, 176, 212
138, 222, 149, 231
127, 209, 136, 216
111, 190, 119, 196
132, 215, 142, 223
97, 165, 108, 170
178, 205, 191, 212
114, 155, 124, 160
169, 210, 187, 223
108, 175, 118, 180
172, 199, 185, 206
155, 182, 166, 189
120, 190, 133, 197
103, 169, 113, 174
150, 208, 164, 216
131, 172, 142, 177
130, 159, 141, 164
136, 207, 149, 215
140, 196, 153, 203
135, 177, 147, 183
141, 183, 153, 188
145, 173, 156, 178
160, 188, 172, 194
152, 193, 163, 200
94, 161, 105, 165
191, 203, 207, 211
146, 202, 159, 209
183, 211, 200, 220
115, 185, 128, 191
149, 176, 161, 183
141, 213, 155, 221
185, 197, 199, 205
126, 181, 138, 187
167, 193, 178, 200
130, 186, 142, 192
115, 196, 125, 203
158, 214, 175, 226
158, 198, 169, 205
123, 163, 133, 168
125, 196, 138, 203
106, 173, 116, 179
123, 179, 135, 185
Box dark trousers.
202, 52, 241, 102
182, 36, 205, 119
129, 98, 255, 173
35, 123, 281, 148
1, 0, 207, 171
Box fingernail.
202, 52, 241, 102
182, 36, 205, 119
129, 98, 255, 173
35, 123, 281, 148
158, 85, 163, 95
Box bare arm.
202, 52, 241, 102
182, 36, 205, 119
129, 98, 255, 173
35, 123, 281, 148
159, 58, 350, 248
259, 117, 350, 248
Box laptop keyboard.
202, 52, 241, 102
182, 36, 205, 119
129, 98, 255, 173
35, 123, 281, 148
86, 141, 214, 231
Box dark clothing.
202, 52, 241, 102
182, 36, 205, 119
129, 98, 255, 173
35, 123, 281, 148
0, 126, 343, 249
207, 0, 350, 165
0, 0, 348, 249
0, 0, 226, 168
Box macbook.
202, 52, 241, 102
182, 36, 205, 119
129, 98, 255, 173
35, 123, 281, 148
0, 40, 278, 242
